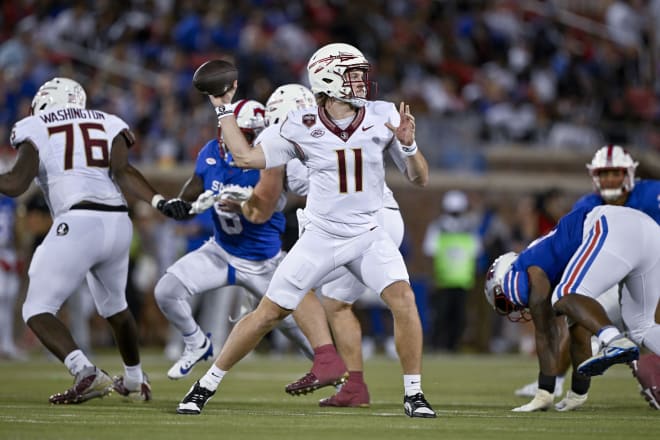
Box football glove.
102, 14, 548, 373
189, 189, 219, 214
554, 390, 588, 411
218, 184, 253, 202
157, 198, 193, 220
511, 389, 553, 412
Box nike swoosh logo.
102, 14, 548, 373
179, 366, 193, 375
362, 125, 374, 131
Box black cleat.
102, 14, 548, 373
403, 392, 437, 418
176, 381, 215, 415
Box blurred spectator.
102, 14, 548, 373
422, 190, 481, 352
1, 1, 660, 169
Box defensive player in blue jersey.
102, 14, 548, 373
513, 145, 660, 406
574, 145, 660, 223
485, 204, 660, 411
154, 98, 315, 380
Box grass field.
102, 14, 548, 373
0, 350, 658, 440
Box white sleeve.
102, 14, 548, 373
11, 116, 48, 150
285, 158, 309, 196
257, 124, 296, 169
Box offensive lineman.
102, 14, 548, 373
4, 77, 190, 404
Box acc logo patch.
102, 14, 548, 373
302, 114, 316, 128
311, 129, 325, 138
56, 223, 69, 236
206, 158, 217, 165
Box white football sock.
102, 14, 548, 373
64, 349, 94, 376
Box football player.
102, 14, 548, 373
5, 77, 191, 403
222, 83, 410, 408
514, 145, 660, 407
154, 97, 316, 381
486, 205, 660, 412
177, 43, 436, 418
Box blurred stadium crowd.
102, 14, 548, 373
1, 0, 659, 358
2, 0, 660, 170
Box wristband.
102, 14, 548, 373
151, 194, 165, 209
401, 141, 417, 157
215, 103, 236, 120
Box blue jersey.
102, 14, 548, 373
573, 180, 660, 224
506, 206, 592, 307
194, 139, 285, 260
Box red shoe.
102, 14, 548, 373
285, 348, 347, 395
285, 371, 348, 395
319, 380, 370, 407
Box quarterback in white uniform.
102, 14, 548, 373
240, 83, 411, 407
178, 43, 435, 418
6, 77, 189, 404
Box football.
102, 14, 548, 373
193, 60, 238, 97
631, 353, 660, 410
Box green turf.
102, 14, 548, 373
0, 351, 658, 440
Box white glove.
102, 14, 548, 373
555, 390, 588, 411
511, 389, 554, 412
218, 184, 253, 202
189, 189, 219, 214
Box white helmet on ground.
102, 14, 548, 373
586, 145, 638, 201
484, 252, 530, 321
266, 83, 316, 126
31, 77, 86, 115
233, 99, 266, 145
307, 42, 373, 107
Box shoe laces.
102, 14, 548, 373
406, 392, 432, 409
184, 383, 213, 405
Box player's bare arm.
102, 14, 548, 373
385, 102, 428, 187
220, 166, 285, 224
110, 132, 160, 202
0, 141, 39, 196
527, 266, 564, 376
209, 83, 266, 169
178, 174, 205, 201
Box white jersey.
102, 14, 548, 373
10, 107, 128, 217
259, 100, 401, 237
285, 156, 398, 210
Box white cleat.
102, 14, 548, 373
512, 389, 554, 412
167, 334, 213, 380
578, 335, 639, 376
555, 390, 588, 411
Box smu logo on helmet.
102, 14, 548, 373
302, 114, 316, 128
